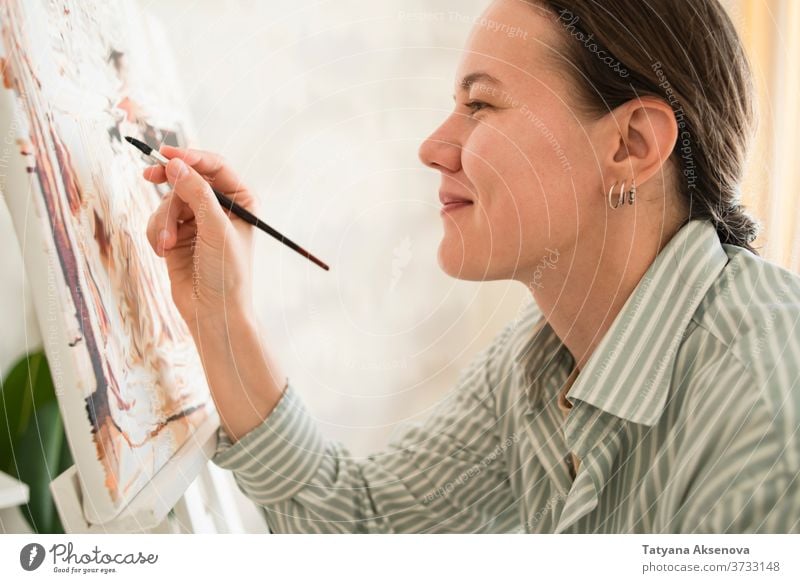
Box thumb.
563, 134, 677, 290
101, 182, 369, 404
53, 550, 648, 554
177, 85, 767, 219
166, 157, 227, 233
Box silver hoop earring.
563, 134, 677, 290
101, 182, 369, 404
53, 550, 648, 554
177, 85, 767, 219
627, 179, 636, 205
608, 181, 622, 209
618, 180, 627, 208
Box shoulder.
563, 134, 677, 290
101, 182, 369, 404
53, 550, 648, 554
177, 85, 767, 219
454, 299, 544, 408
698, 242, 800, 315
407, 300, 540, 435
692, 244, 800, 375
685, 245, 800, 468
451, 299, 539, 388
490, 299, 547, 375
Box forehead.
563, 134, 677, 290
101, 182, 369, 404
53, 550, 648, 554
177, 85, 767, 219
456, 0, 562, 91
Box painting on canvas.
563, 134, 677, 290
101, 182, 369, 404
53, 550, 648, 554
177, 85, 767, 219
0, 0, 216, 524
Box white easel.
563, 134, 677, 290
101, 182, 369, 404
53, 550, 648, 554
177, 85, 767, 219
0, 470, 30, 533
50, 424, 253, 534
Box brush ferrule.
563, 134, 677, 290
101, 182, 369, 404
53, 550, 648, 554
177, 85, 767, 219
150, 150, 170, 165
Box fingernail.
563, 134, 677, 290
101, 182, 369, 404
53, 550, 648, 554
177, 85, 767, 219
157, 230, 169, 254
168, 159, 187, 180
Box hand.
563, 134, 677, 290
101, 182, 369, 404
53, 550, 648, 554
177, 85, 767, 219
144, 145, 258, 329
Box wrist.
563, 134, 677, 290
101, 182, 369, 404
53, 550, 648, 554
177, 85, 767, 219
185, 306, 257, 341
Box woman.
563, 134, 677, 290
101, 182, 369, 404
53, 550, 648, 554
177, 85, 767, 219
143, 0, 800, 533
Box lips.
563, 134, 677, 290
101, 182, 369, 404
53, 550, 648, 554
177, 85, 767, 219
439, 192, 473, 206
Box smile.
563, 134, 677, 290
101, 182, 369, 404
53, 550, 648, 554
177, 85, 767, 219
440, 201, 473, 214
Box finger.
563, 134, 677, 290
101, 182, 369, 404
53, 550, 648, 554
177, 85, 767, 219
219, 188, 260, 218
147, 193, 189, 256
160, 145, 248, 195
159, 145, 260, 212
165, 158, 227, 233
142, 165, 166, 184
147, 194, 185, 256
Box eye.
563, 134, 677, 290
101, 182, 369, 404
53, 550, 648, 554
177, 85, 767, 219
465, 100, 490, 114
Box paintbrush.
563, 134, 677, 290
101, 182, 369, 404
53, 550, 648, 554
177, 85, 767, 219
125, 136, 330, 271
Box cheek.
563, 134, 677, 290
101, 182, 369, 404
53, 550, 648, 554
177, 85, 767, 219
461, 124, 529, 213
455, 127, 537, 270
461, 114, 589, 259
463, 118, 574, 222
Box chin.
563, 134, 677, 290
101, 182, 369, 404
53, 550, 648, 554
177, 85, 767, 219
437, 242, 494, 281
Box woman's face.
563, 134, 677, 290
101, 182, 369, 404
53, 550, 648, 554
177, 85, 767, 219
419, 0, 602, 282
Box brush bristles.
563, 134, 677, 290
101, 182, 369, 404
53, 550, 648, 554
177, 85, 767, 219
124, 135, 153, 156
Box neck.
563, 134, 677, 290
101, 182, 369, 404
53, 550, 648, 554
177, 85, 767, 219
522, 218, 683, 372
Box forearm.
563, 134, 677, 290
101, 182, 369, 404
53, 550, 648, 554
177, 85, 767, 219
188, 311, 287, 443
212, 381, 519, 533
207, 307, 520, 533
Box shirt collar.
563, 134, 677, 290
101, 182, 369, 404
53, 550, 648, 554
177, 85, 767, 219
513, 219, 729, 426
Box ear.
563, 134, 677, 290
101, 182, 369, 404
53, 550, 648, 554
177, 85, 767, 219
601, 96, 678, 194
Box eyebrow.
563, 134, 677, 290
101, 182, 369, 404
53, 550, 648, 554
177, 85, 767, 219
457, 72, 503, 93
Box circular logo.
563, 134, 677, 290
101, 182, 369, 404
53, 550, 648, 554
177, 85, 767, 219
19, 543, 46, 571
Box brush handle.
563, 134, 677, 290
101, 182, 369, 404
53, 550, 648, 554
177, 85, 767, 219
131, 136, 330, 272
210, 188, 330, 271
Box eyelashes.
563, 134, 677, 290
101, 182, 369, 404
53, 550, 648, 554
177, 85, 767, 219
464, 100, 490, 115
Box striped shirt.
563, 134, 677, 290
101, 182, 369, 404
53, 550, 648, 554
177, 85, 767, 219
211, 218, 800, 533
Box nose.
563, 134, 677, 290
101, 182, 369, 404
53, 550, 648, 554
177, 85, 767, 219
418, 115, 462, 174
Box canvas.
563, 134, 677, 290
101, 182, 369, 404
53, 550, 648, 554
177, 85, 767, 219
0, 0, 217, 525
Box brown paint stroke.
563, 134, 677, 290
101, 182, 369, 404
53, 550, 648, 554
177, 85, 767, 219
1, 6, 110, 427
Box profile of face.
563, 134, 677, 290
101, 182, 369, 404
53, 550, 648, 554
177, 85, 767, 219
418, 0, 616, 283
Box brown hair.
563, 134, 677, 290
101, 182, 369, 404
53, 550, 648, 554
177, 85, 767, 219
532, 0, 761, 254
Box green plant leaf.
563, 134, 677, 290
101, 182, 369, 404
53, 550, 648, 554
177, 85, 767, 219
0, 353, 35, 475
17, 399, 65, 533
0, 351, 70, 533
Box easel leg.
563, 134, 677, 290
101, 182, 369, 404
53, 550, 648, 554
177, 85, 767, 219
0, 506, 34, 534
51, 462, 247, 533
